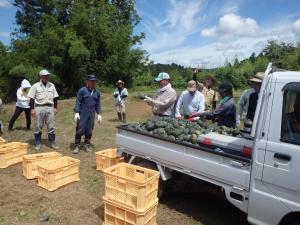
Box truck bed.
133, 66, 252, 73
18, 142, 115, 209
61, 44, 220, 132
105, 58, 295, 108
116, 126, 252, 191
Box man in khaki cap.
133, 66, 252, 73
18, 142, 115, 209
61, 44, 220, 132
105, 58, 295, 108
236, 72, 264, 127
175, 80, 205, 118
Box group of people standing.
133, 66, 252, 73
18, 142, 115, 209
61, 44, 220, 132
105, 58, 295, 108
143, 70, 264, 129
6, 68, 263, 153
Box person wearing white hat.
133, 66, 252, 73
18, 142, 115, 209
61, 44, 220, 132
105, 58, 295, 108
144, 72, 177, 117
27, 69, 59, 150
236, 72, 264, 127
8, 79, 32, 131
113, 80, 128, 122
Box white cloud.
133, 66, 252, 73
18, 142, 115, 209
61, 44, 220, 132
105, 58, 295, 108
0, 0, 11, 8
141, 0, 204, 53
201, 14, 260, 38
148, 22, 298, 68
293, 19, 300, 34
0, 32, 10, 38
222, 1, 240, 14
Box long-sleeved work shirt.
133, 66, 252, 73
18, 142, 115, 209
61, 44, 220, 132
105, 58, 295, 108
175, 90, 205, 117
152, 83, 177, 116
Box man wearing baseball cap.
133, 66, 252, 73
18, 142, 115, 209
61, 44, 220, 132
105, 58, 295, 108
175, 80, 205, 118
144, 72, 177, 117
27, 69, 59, 150
73, 74, 101, 154
236, 72, 264, 127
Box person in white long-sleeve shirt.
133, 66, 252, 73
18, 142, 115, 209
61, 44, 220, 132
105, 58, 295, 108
8, 79, 32, 131
175, 80, 205, 118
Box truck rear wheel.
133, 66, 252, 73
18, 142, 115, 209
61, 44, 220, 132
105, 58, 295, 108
133, 160, 167, 200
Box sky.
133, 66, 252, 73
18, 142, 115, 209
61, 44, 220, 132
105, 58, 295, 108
1, 0, 300, 68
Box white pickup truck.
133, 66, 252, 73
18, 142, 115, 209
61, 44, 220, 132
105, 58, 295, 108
116, 63, 300, 225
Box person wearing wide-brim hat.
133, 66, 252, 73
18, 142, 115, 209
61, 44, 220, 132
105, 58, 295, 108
194, 72, 219, 112
8, 79, 32, 131
113, 80, 128, 123
73, 74, 101, 154
236, 72, 264, 127
175, 80, 205, 118
27, 69, 59, 150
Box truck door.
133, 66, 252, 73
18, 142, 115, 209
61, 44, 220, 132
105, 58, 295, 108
262, 82, 300, 212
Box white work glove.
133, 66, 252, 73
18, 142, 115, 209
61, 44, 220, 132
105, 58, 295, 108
97, 114, 102, 124
144, 96, 154, 105
74, 113, 80, 122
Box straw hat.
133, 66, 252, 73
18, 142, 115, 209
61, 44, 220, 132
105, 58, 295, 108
116, 80, 125, 85
248, 72, 264, 83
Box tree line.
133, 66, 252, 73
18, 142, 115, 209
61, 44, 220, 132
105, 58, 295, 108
134, 40, 300, 89
0, 0, 145, 101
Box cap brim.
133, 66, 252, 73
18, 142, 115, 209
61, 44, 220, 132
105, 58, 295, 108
155, 78, 162, 81
248, 78, 262, 83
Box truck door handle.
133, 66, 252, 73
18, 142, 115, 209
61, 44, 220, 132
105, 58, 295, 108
274, 153, 291, 161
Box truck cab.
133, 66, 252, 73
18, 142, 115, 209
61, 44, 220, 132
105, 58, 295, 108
116, 64, 300, 225
248, 67, 300, 225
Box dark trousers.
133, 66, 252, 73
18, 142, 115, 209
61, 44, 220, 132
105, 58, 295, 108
8, 106, 31, 130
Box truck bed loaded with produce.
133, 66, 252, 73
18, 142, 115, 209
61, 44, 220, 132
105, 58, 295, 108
116, 64, 300, 225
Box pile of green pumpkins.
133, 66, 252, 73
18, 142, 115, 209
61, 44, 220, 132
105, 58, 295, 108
124, 117, 242, 146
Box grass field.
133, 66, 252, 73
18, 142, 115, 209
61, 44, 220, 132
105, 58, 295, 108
0, 91, 249, 225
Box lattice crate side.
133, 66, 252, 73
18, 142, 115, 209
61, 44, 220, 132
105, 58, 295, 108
103, 197, 158, 225
37, 156, 80, 191
95, 148, 124, 171
22, 152, 62, 179
0, 142, 28, 168
103, 163, 160, 211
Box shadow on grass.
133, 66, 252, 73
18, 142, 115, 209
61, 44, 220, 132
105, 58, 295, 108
93, 204, 104, 221
160, 191, 249, 225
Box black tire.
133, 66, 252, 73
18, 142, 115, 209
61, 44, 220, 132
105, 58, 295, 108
133, 159, 167, 200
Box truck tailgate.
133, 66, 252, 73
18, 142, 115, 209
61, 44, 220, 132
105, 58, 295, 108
116, 127, 252, 191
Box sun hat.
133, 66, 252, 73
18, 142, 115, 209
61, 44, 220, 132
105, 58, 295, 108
39, 69, 51, 76
86, 74, 97, 81
249, 72, 264, 83
21, 79, 31, 88
116, 80, 125, 85
187, 80, 197, 92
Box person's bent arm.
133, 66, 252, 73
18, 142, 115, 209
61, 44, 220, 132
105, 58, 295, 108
175, 93, 183, 117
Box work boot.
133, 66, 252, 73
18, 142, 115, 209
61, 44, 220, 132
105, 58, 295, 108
73, 145, 80, 154
48, 133, 59, 149
122, 113, 126, 123
84, 135, 92, 152
50, 142, 59, 149
35, 144, 41, 151
117, 112, 122, 122
73, 137, 81, 154
84, 144, 92, 152
34, 133, 42, 150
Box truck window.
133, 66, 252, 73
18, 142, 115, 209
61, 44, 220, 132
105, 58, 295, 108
281, 87, 300, 145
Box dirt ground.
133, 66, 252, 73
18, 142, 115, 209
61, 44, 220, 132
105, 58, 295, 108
0, 93, 249, 225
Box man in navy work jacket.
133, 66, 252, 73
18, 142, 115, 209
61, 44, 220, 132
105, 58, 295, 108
73, 74, 101, 154
196, 83, 236, 128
